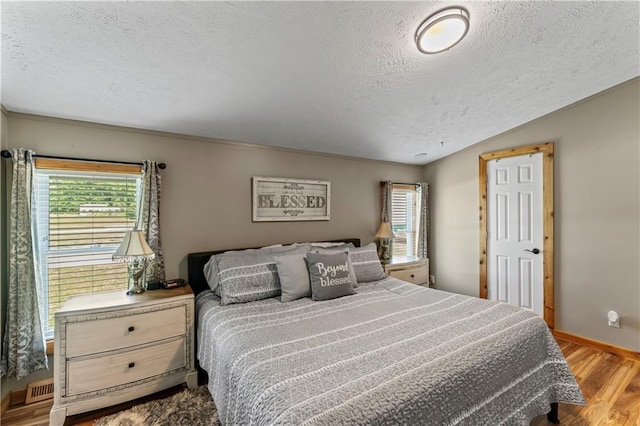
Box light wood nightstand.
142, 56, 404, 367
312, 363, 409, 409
49, 286, 197, 426
383, 256, 430, 286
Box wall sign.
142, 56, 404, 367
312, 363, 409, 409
252, 176, 330, 222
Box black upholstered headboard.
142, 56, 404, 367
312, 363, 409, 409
187, 238, 361, 296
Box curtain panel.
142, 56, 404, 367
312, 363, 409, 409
417, 182, 430, 259
136, 160, 165, 281
379, 181, 394, 258
1, 148, 48, 380
381, 181, 393, 224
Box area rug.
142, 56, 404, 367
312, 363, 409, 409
93, 385, 220, 426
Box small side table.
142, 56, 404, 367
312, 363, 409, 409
50, 286, 197, 426
383, 256, 430, 286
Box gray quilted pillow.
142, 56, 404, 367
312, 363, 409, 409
204, 243, 310, 296
349, 242, 387, 282
217, 246, 308, 305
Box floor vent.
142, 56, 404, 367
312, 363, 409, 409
25, 378, 54, 404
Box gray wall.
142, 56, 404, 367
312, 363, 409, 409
5, 113, 423, 279
423, 78, 640, 352
0, 112, 422, 392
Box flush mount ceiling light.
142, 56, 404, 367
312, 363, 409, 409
415, 7, 470, 54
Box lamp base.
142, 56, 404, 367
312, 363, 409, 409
126, 260, 147, 296
126, 285, 145, 296
376, 239, 392, 262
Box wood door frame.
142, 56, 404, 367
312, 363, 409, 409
479, 142, 555, 328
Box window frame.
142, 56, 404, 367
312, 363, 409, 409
390, 183, 421, 258
33, 158, 143, 343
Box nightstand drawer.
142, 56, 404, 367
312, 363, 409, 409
67, 337, 186, 396
66, 306, 186, 357
389, 266, 428, 285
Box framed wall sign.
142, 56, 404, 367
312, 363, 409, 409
252, 176, 330, 222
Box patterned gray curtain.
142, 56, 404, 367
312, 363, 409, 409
379, 181, 394, 258
1, 148, 48, 380
417, 182, 430, 259
136, 160, 165, 281
381, 181, 393, 225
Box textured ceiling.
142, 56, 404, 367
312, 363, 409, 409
1, 1, 638, 164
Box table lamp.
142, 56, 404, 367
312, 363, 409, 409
112, 230, 156, 295
375, 221, 395, 262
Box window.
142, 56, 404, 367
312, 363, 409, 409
391, 184, 421, 257
33, 160, 142, 338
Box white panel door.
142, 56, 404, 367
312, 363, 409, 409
487, 153, 543, 316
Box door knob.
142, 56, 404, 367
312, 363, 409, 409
524, 248, 540, 254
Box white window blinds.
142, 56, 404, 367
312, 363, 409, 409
391, 184, 421, 257
33, 168, 142, 337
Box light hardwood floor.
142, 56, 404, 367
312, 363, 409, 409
531, 339, 640, 425
3, 337, 639, 425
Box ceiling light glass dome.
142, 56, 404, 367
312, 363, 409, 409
415, 7, 470, 54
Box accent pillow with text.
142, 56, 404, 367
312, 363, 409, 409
306, 252, 356, 301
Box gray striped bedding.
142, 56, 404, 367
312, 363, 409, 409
196, 277, 585, 425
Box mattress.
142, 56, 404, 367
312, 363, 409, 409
196, 277, 584, 425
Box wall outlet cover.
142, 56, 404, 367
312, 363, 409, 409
607, 310, 621, 328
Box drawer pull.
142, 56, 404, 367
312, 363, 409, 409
411, 274, 415, 278
128, 362, 135, 368
128, 326, 135, 332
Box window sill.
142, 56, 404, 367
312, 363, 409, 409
46, 339, 54, 356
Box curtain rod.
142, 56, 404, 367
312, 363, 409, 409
0, 150, 166, 169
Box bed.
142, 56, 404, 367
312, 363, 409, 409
187, 239, 584, 425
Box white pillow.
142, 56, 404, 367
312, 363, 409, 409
310, 242, 348, 248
